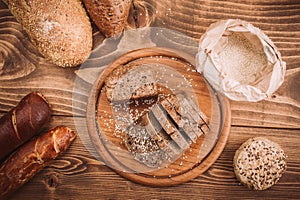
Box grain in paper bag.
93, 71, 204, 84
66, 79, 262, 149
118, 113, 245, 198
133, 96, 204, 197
196, 19, 286, 102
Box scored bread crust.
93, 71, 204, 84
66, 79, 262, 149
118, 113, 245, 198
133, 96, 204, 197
0, 126, 76, 198
233, 137, 287, 190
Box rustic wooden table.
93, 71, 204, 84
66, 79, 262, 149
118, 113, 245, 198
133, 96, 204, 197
0, 0, 299, 199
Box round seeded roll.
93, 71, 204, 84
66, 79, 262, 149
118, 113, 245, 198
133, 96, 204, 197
233, 137, 287, 190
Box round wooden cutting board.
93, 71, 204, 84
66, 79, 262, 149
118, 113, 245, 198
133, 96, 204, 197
86, 47, 231, 186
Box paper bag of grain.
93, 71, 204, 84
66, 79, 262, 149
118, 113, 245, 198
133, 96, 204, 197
196, 19, 286, 102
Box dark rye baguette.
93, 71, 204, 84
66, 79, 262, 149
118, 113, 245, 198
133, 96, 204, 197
0, 92, 51, 161
4, 0, 92, 67
0, 126, 76, 199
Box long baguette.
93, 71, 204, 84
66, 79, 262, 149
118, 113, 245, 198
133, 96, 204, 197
0, 126, 76, 199
0, 92, 51, 161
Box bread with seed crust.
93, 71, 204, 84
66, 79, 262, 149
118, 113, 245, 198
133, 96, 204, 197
4, 0, 92, 67
124, 110, 182, 168
233, 137, 287, 190
124, 94, 210, 168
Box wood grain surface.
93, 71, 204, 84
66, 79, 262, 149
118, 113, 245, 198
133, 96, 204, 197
0, 0, 299, 199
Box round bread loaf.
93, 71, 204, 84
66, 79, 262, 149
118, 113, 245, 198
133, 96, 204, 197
233, 137, 287, 190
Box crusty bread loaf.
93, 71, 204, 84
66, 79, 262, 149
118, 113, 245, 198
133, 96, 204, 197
83, 0, 131, 37
105, 64, 158, 102
0, 92, 51, 161
233, 137, 287, 190
5, 0, 92, 67
0, 126, 76, 199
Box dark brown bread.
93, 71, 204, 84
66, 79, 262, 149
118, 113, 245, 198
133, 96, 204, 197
124, 93, 209, 168
0, 92, 51, 161
124, 111, 182, 168
83, 0, 132, 38
5, 0, 92, 67
0, 126, 76, 199
124, 124, 165, 168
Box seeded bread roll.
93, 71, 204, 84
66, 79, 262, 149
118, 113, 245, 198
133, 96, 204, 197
5, 0, 92, 67
233, 137, 287, 190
